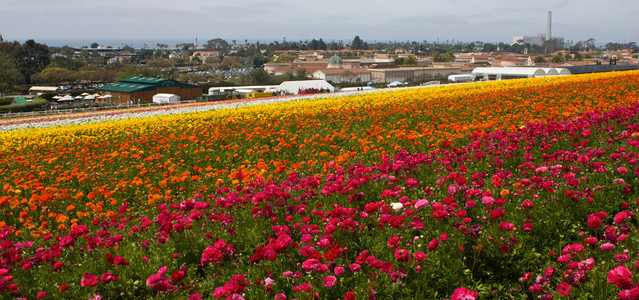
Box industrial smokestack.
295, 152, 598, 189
547, 11, 552, 41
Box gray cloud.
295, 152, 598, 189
0, 0, 636, 44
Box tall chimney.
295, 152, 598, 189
547, 11, 552, 41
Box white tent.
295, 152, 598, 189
58, 95, 74, 102
555, 68, 571, 76
542, 68, 559, 77
80, 92, 91, 96
84, 95, 96, 100
472, 67, 547, 80
276, 80, 334, 94
153, 93, 180, 104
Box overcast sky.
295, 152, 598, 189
0, 0, 637, 47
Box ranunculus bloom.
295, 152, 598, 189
451, 287, 478, 300
201, 245, 224, 265
415, 200, 429, 210
587, 214, 602, 229
323, 275, 337, 288
302, 258, 320, 272
334, 266, 345, 276
608, 265, 633, 289
556, 282, 571, 296
81, 273, 99, 287
614, 212, 629, 224
600, 243, 615, 251
427, 238, 440, 252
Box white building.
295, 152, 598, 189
471, 67, 570, 80
153, 93, 180, 104
276, 80, 334, 94
313, 69, 371, 84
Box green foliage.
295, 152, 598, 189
351, 36, 367, 50
0, 98, 49, 113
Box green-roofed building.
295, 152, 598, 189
96, 75, 201, 103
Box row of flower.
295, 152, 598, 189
0, 71, 639, 299
0, 88, 396, 132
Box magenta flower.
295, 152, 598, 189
81, 272, 99, 287
556, 282, 571, 296
608, 265, 633, 289
600, 243, 615, 251
302, 258, 320, 272
427, 238, 440, 252
323, 275, 337, 288
450, 287, 478, 300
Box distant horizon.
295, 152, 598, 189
2, 0, 637, 48
1, 37, 634, 50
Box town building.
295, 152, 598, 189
96, 75, 201, 103
369, 67, 462, 83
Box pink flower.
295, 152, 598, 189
274, 294, 287, 300
302, 258, 320, 272
334, 266, 345, 276
587, 214, 602, 229
600, 243, 615, 251
608, 265, 633, 289
481, 196, 494, 205
37, 291, 46, 298
427, 238, 440, 252
349, 263, 361, 272
499, 222, 515, 231
451, 287, 478, 300
201, 245, 224, 265
618, 288, 639, 300
414, 251, 427, 262
189, 293, 203, 300
81, 272, 99, 287
614, 212, 629, 224
415, 199, 429, 210
556, 282, 571, 296
323, 275, 337, 288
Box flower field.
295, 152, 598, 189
2, 71, 639, 299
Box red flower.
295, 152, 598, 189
427, 238, 440, 252
451, 287, 478, 300
608, 265, 633, 289
344, 291, 356, 300
587, 214, 602, 229
556, 282, 571, 296
323, 275, 337, 288
81, 272, 99, 287
171, 271, 185, 282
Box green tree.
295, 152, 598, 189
273, 53, 298, 63
0, 53, 23, 96
15, 39, 50, 84
30, 67, 73, 85
249, 68, 271, 84
534, 56, 547, 63
90, 43, 99, 49
351, 36, 366, 50
432, 52, 455, 62
403, 55, 418, 65
121, 45, 135, 53
204, 38, 232, 54
551, 53, 566, 64
482, 43, 497, 52
294, 68, 307, 80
